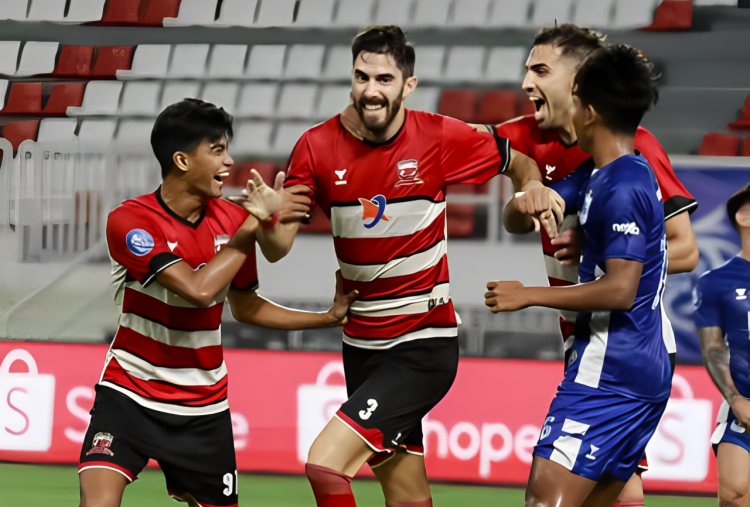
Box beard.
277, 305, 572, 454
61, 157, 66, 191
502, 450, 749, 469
354, 88, 404, 134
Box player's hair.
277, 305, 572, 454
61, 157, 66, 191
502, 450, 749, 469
351, 25, 415, 79
727, 183, 750, 231
533, 23, 607, 64
151, 98, 234, 178
573, 44, 659, 135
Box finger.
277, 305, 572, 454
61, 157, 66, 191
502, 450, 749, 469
485, 298, 497, 307
486, 281, 497, 290
484, 291, 497, 299
286, 184, 312, 195
250, 169, 265, 187
550, 198, 564, 226
345, 290, 359, 302
290, 194, 312, 206
540, 211, 558, 239
531, 216, 540, 233
246, 180, 257, 194
274, 171, 285, 193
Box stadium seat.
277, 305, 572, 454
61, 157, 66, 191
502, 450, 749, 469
117, 119, 153, 144
90, 46, 133, 77
257, 0, 296, 26
0, 41, 21, 75
138, 0, 181, 26
246, 45, 287, 79
160, 82, 201, 111
643, 0, 692, 31
233, 121, 273, 155
65, 0, 107, 23
1, 82, 42, 114
285, 45, 326, 80
488, 0, 531, 27
169, 44, 210, 78
1, 120, 39, 153
413, 0, 451, 26
323, 46, 353, 80
698, 132, 740, 156
214, 0, 258, 26
237, 84, 278, 118
335, 0, 375, 26
120, 81, 161, 116
295, 0, 337, 26
27, 0, 67, 21
413, 46, 446, 80
201, 83, 240, 115
0, 80, 8, 107
375, 0, 412, 25
229, 162, 279, 188
67, 81, 123, 116
439, 90, 478, 122
744, 138, 750, 157
51, 46, 94, 77
728, 95, 750, 130
317, 86, 352, 119
43, 83, 86, 115
16, 42, 59, 77
532, 0, 575, 26
277, 84, 319, 119
445, 47, 485, 82
0, 0, 29, 20
485, 46, 526, 83
78, 118, 117, 140
116, 45, 171, 79
96, 0, 140, 25
404, 86, 441, 113
37, 118, 78, 141
207, 45, 248, 78
452, 0, 492, 26
475, 91, 518, 124
612, 0, 660, 29
163, 0, 218, 27
274, 122, 314, 155
573, 0, 616, 27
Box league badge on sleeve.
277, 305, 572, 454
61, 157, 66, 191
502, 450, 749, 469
126, 229, 154, 256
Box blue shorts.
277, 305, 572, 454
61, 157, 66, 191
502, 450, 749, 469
534, 384, 668, 482
711, 400, 750, 454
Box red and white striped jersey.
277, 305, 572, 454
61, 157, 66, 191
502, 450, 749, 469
285, 110, 509, 349
101, 189, 258, 416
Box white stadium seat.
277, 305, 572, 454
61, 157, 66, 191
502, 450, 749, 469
573, 0, 615, 28
414, 46, 446, 80
38, 118, 78, 142
0, 0, 29, 20
67, 81, 123, 116
201, 83, 240, 115
117, 45, 172, 80
246, 45, 287, 79
295, 0, 337, 26
0, 41, 21, 75
168, 44, 210, 78
117, 119, 154, 144
404, 86, 441, 113
445, 46, 485, 82
257, 0, 296, 26
237, 84, 279, 118
323, 46, 353, 80
452, 0, 492, 26
64, 0, 107, 23
488, 0, 531, 27
78, 119, 117, 141
375, 0, 413, 25
207, 45, 248, 78
335, 0, 375, 26
215, 0, 258, 26
532, 0, 575, 26
163, 0, 219, 27
120, 82, 161, 117
273, 122, 313, 155
612, 0, 659, 28
0, 80, 9, 109
277, 84, 319, 119
160, 82, 201, 112
413, 0, 452, 26
234, 121, 273, 155
485, 46, 527, 83
16, 42, 59, 76
316, 85, 352, 120
27, 0, 66, 21
285, 45, 326, 80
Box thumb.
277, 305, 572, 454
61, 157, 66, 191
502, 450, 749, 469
345, 290, 359, 303
531, 216, 541, 233
274, 171, 285, 193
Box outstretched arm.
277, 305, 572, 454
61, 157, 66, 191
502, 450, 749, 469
699, 326, 750, 427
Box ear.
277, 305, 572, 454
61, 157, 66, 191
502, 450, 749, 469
402, 76, 418, 100
584, 103, 598, 127
172, 151, 190, 173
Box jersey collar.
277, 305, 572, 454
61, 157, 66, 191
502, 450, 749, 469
155, 186, 206, 229
343, 109, 408, 148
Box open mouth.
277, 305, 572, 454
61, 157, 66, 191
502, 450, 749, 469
214, 171, 230, 183
531, 97, 545, 112
365, 104, 384, 111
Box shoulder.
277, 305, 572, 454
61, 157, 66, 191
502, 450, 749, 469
210, 198, 248, 222
108, 194, 156, 226
496, 115, 541, 153
301, 116, 342, 144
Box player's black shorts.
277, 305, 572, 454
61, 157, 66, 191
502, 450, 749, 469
336, 337, 459, 467
78, 385, 238, 507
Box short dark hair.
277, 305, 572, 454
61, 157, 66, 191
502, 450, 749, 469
150, 99, 233, 178
727, 183, 750, 231
573, 44, 659, 135
351, 25, 415, 79
533, 23, 607, 64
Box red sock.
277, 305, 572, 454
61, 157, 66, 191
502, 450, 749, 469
386, 499, 433, 507
305, 463, 357, 507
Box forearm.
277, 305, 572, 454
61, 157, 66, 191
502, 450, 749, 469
666, 213, 699, 274
231, 293, 339, 330
522, 277, 635, 312
503, 197, 535, 234
254, 221, 299, 263
699, 327, 742, 403
505, 149, 543, 192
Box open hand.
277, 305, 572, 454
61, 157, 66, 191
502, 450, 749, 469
484, 280, 528, 312
551, 227, 582, 266
227, 169, 283, 221
328, 270, 359, 325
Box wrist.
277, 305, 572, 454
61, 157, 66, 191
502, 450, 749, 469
260, 212, 280, 229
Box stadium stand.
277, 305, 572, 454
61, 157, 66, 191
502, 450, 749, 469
43, 83, 86, 115
335, 0, 376, 27
163, 0, 218, 27
475, 91, 518, 125
452, 0, 493, 26
1, 120, 39, 152
247, 45, 287, 79
643, 0, 693, 30
169, 44, 210, 78
214, 0, 259, 27
296, 0, 337, 26
37, 118, 78, 141
699, 132, 741, 156
0, 41, 21, 75
64, 0, 108, 24
66, 81, 123, 116
729, 95, 750, 130
573, 0, 616, 27
257, 0, 297, 27
744, 137, 750, 157
207, 45, 248, 78
439, 90, 478, 123
16, 42, 59, 76
116, 44, 170, 79
285, 45, 327, 80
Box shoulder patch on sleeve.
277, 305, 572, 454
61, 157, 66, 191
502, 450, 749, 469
126, 229, 154, 256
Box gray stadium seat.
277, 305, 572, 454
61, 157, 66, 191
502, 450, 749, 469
488, 0, 531, 27
38, 118, 78, 142
532, 0, 574, 27
16, 42, 59, 76
485, 47, 527, 83
573, 0, 615, 28
413, 0, 452, 26
27, 0, 66, 21
207, 45, 248, 78
277, 84, 319, 119
201, 83, 240, 115
445, 46, 485, 82
612, 0, 659, 28
404, 86, 441, 113
257, 0, 297, 26
335, 0, 376, 26
67, 81, 123, 116
160, 82, 201, 112
285, 45, 326, 80
78, 119, 117, 140
120, 82, 161, 117
234, 121, 273, 155
273, 122, 313, 155
117, 45, 171, 80
163, 0, 219, 27
215, 0, 258, 26
295, 0, 337, 26
117, 120, 154, 145
324, 46, 353, 80
316, 85, 352, 120
414, 46, 446, 80
65, 0, 107, 23
169, 44, 210, 79
0, 41, 21, 75
375, 0, 413, 25
237, 84, 279, 118
0, 0, 28, 20
246, 45, 287, 79
452, 0, 492, 26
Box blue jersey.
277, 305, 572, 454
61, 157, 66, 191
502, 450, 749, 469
694, 256, 750, 398
559, 154, 672, 402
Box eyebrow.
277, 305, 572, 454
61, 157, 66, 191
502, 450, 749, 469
529, 63, 549, 71
354, 69, 396, 80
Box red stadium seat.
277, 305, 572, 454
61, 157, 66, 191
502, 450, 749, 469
743, 138, 750, 157
1, 120, 40, 153
729, 95, 750, 131
138, 0, 183, 26
446, 204, 475, 238
1, 83, 42, 115
475, 91, 518, 125
90, 46, 133, 77
699, 133, 740, 156
42, 83, 86, 115
643, 0, 692, 32
96, 0, 141, 25
439, 90, 478, 123
51, 46, 94, 77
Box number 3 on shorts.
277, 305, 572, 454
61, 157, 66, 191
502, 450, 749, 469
223, 470, 238, 496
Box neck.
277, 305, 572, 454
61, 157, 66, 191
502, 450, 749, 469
556, 119, 577, 146
159, 175, 207, 223
740, 230, 750, 261
589, 127, 635, 169
341, 104, 405, 144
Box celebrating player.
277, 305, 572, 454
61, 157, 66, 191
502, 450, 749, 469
695, 184, 750, 507
77, 99, 356, 507
242, 25, 560, 507
485, 45, 672, 506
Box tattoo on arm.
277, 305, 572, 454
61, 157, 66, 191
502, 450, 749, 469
699, 326, 740, 403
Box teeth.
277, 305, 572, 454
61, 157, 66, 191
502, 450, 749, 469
218, 172, 230, 177
365, 104, 384, 110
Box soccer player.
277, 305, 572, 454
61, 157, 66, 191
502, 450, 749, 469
695, 184, 750, 507
484, 45, 672, 506
243, 25, 560, 507
77, 99, 356, 507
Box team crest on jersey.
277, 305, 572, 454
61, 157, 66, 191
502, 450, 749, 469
358, 195, 389, 229
395, 159, 423, 187
126, 229, 154, 256
579, 190, 593, 225
86, 432, 115, 456
214, 234, 230, 253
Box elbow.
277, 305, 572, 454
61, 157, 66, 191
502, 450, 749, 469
191, 292, 215, 309
681, 247, 700, 273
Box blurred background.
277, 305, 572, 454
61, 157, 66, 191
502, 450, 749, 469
1, 0, 749, 505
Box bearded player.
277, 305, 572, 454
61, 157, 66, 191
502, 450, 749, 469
242, 25, 560, 507
78, 99, 356, 507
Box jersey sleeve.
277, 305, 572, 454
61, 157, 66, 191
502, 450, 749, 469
694, 273, 722, 329
106, 208, 181, 287
549, 161, 592, 215
635, 128, 698, 219
283, 130, 317, 209
442, 116, 510, 184
599, 180, 653, 263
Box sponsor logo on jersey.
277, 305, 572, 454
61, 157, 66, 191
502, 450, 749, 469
335, 169, 347, 186
126, 229, 154, 256
545, 164, 556, 181
86, 432, 115, 456
585, 444, 599, 460
359, 399, 378, 420
731, 419, 747, 433
395, 159, 423, 187
612, 222, 640, 235
214, 234, 230, 253
359, 195, 389, 229
167, 241, 178, 252
579, 190, 593, 225
737, 288, 747, 300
